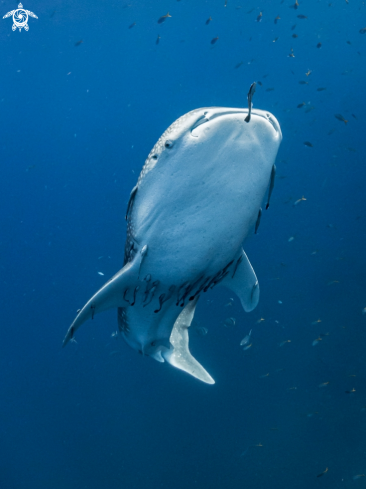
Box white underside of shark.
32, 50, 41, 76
63, 106, 282, 384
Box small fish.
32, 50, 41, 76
319, 381, 329, 387
288, 236, 294, 242
311, 319, 321, 325
317, 468, 328, 478
312, 337, 322, 346
359, 27, 366, 34
195, 326, 208, 337
206, 16, 212, 25
317, 87, 326, 91
245, 82, 256, 123
211, 36, 219, 45
111, 331, 118, 338
304, 141, 313, 147
243, 343, 252, 351
158, 12, 171, 24
297, 14, 307, 19
235, 61, 244, 69
74, 40, 83, 47
292, 34, 298, 38
346, 40, 351, 45
256, 12, 262, 22
352, 113, 357, 119
266, 88, 274, 92
273, 37, 279, 42
293, 196, 306, 206
224, 317, 236, 327
288, 49, 295, 58
257, 318, 265, 323
291, 24, 297, 30
345, 388, 356, 394
290, 0, 299, 9
305, 106, 315, 113
297, 102, 306, 108
240, 329, 252, 346
299, 81, 308, 85
98, 271, 104, 276
257, 81, 262, 86
129, 22, 136, 29
362, 307, 366, 315
316, 42, 322, 48
156, 35, 161, 45
274, 15, 280, 24
279, 340, 291, 347
260, 373, 270, 378
353, 475, 365, 481
305, 70, 312, 76
335, 114, 348, 124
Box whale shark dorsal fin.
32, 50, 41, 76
63, 253, 140, 347
162, 297, 215, 385
220, 249, 259, 312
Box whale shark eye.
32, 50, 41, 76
165, 140, 173, 148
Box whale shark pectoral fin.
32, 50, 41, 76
63, 256, 140, 347
220, 249, 259, 312
162, 297, 215, 385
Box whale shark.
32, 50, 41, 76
63, 105, 282, 384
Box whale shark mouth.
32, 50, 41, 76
190, 108, 281, 138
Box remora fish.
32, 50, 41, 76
245, 82, 257, 122
63, 106, 282, 384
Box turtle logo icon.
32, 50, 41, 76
3, 3, 38, 31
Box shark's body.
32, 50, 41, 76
63, 106, 282, 384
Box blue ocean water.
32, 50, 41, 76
1, 0, 366, 487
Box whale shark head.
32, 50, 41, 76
64, 105, 282, 385
139, 107, 282, 185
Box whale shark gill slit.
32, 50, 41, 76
266, 164, 276, 210
125, 185, 138, 220
232, 254, 244, 278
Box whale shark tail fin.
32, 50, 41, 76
220, 248, 259, 312
63, 255, 140, 347
162, 297, 215, 385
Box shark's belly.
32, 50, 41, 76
129, 169, 268, 285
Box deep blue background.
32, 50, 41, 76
1, 1, 366, 488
